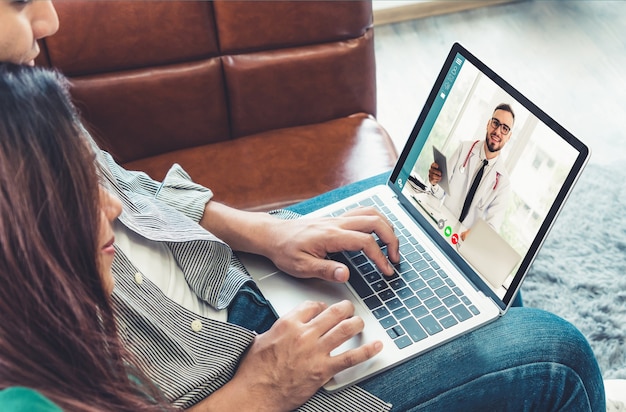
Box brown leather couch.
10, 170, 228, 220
36, 0, 398, 212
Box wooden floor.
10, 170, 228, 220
374, 0, 626, 166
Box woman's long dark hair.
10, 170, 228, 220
0, 63, 173, 411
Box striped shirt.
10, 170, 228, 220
95, 149, 392, 411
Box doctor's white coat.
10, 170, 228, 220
432, 140, 511, 231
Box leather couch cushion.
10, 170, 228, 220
123, 113, 397, 211
71, 60, 230, 163
36, 0, 398, 211
213, 1, 372, 53
224, 30, 376, 138
41, 1, 218, 74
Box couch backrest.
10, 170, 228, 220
36, 0, 377, 164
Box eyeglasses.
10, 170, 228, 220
490, 118, 511, 135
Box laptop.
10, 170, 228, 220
238, 43, 589, 392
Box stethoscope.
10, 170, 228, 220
458, 140, 480, 174
458, 139, 500, 190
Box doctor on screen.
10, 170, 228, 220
428, 103, 514, 239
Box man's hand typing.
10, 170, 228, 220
263, 206, 400, 282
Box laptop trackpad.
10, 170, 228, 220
238, 251, 361, 318
240, 252, 387, 390
257, 271, 359, 318
257, 271, 383, 387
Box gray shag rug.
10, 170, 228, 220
524, 161, 626, 379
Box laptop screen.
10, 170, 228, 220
390, 43, 589, 310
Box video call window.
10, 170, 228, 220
401, 57, 579, 298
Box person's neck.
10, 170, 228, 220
482, 142, 500, 161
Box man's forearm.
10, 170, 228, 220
198, 201, 278, 256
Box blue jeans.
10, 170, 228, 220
228, 172, 604, 410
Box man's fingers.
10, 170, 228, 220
311, 301, 377, 351
304, 257, 350, 283
329, 340, 383, 376
334, 211, 400, 270
287, 300, 329, 324
278, 210, 400, 280
318, 313, 365, 350
361, 238, 397, 276
429, 162, 441, 184
309, 300, 363, 340
319, 229, 396, 277
322, 244, 394, 280
277, 300, 383, 387
341, 206, 394, 229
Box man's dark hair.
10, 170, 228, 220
494, 103, 515, 121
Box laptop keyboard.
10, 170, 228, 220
328, 195, 480, 350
